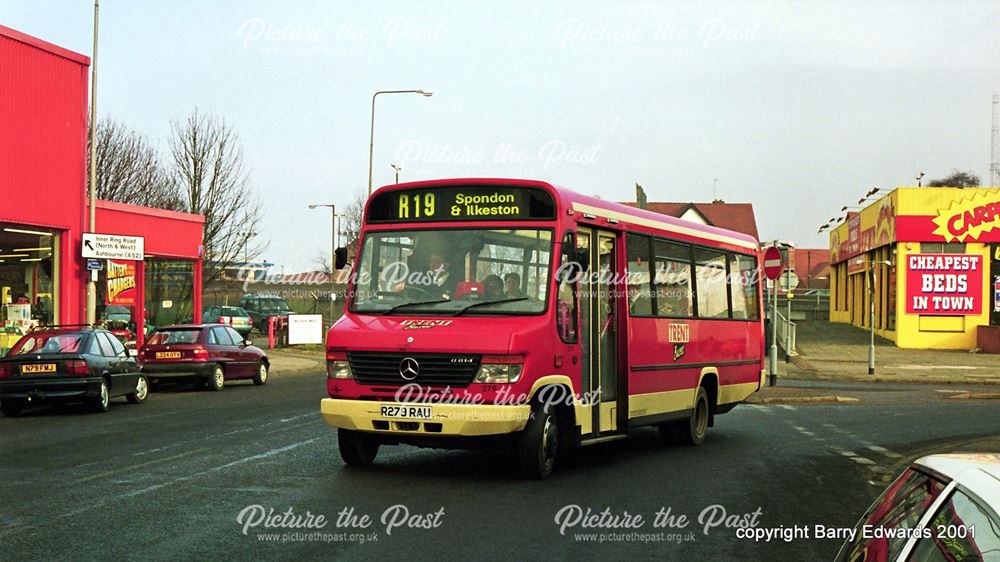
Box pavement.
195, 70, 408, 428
778, 320, 1000, 385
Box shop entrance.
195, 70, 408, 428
0, 224, 57, 351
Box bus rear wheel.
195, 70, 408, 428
338, 428, 379, 466
518, 403, 558, 480
667, 386, 710, 446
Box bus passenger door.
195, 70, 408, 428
578, 227, 621, 437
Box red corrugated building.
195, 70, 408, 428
0, 24, 204, 348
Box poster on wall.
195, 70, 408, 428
905, 254, 982, 315
106, 260, 137, 305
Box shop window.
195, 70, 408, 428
96, 259, 139, 342
0, 224, 56, 338
145, 259, 195, 329
625, 234, 653, 316
920, 242, 965, 254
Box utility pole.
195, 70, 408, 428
785, 268, 792, 363
991, 94, 999, 187
85, 0, 100, 326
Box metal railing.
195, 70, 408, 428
776, 309, 797, 356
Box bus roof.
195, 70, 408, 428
370, 178, 759, 252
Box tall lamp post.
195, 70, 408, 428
86, 0, 100, 325
309, 204, 338, 326
391, 163, 402, 184
368, 89, 433, 196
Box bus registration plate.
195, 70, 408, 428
379, 405, 432, 419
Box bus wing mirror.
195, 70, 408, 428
334, 247, 348, 270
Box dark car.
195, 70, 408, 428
138, 324, 269, 391
0, 327, 147, 416
202, 306, 253, 338
239, 295, 292, 333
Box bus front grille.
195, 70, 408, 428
348, 352, 481, 388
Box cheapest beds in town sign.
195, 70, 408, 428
905, 254, 982, 315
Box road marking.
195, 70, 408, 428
279, 413, 315, 423
74, 448, 208, 484
776, 405, 796, 411
850, 457, 875, 465
58, 438, 320, 520
865, 445, 903, 458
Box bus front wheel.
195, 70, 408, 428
518, 403, 558, 480
338, 429, 379, 466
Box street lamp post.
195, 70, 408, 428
86, 0, 100, 326
391, 164, 401, 184
368, 90, 433, 196
309, 204, 338, 327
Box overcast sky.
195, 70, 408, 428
5, 1, 1000, 271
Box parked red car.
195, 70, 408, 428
138, 324, 269, 391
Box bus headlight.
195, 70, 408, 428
326, 351, 353, 379
475, 356, 524, 384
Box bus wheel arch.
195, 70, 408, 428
519, 381, 578, 479
697, 369, 719, 429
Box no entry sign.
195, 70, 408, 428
763, 246, 783, 280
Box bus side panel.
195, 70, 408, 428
626, 317, 762, 417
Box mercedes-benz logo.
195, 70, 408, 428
399, 357, 420, 381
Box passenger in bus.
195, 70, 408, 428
482, 274, 504, 299
503, 273, 524, 298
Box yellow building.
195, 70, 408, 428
829, 187, 1000, 349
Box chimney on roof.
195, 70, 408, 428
712, 198, 724, 204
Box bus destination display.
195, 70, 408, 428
367, 186, 555, 223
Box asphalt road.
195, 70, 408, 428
2, 362, 999, 562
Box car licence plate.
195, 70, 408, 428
21, 363, 56, 374
155, 351, 181, 359
379, 405, 432, 419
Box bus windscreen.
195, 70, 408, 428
366, 185, 556, 223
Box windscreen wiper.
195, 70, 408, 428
452, 297, 528, 316
380, 298, 451, 315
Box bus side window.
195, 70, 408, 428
557, 232, 579, 343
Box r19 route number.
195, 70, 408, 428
398, 193, 436, 219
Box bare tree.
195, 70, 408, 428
167, 108, 266, 285
927, 170, 981, 188
312, 248, 332, 274
88, 117, 182, 209
340, 190, 366, 260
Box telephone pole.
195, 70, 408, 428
991, 94, 999, 187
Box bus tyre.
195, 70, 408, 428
338, 429, 379, 466
518, 403, 558, 480
674, 386, 710, 446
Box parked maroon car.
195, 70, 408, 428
138, 324, 269, 391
